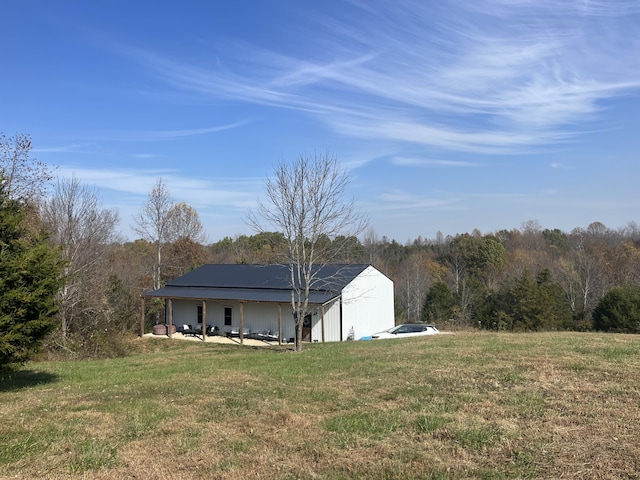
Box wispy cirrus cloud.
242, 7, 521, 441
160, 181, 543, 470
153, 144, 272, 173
139, 124, 248, 140
374, 189, 463, 211
391, 157, 482, 168
550, 162, 575, 170
84, 122, 249, 142
32, 143, 90, 153
56, 166, 262, 210
114, 0, 640, 156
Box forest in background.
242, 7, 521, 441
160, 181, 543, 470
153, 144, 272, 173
2, 133, 640, 360
56, 217, 640, 356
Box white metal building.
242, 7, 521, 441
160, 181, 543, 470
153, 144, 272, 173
142, 264, 394, 342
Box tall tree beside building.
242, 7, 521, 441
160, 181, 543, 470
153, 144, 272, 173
248, 153, 368, 351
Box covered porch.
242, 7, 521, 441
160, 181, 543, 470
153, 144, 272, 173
139, 293, 338, 345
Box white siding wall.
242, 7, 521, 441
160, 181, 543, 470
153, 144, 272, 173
313, 299, 341, 342
167, 299, 200, 329
241, 302, 297, 341
341, 265, 395, 339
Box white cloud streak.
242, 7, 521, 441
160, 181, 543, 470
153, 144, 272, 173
87, 122, 249, 142
115, 0, 640, 156
56, 166, 262, 210
391, 157, 482, 168
32, 143, 90, 153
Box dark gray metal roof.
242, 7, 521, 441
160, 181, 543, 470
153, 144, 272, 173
142, 264, 370, 304
143, 287, 337, 304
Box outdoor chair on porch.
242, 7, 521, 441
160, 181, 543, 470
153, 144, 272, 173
254, 329, 279, 342
228, 327, 251, 338
179, 324, 196, 336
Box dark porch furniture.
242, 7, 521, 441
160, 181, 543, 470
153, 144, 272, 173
254, 329, 279, 342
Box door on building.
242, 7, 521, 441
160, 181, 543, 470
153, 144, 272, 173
302, 314, 312, 342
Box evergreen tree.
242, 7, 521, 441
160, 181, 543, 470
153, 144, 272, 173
477, 269, 572, 331
422, 281, 456, 324
593, 286, 640, 333
535, 269, 574, 330
0, 182, 63, 366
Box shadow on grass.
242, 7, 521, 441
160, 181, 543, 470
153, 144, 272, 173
0, 369, 59, 391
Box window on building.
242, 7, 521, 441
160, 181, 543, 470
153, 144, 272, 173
224, 306, 232, 326
197, 305, 203, 325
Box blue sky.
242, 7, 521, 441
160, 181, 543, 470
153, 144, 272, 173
2, 1, 640, 243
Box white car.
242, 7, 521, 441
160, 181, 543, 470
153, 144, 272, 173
371, 323, 439, 339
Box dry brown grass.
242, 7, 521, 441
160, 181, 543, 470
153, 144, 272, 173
1, 331, 639, 479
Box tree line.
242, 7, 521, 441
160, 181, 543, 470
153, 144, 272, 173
2, 132, 639, 365
206, 221, 640, 334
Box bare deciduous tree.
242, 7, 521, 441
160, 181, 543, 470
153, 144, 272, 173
132, 179, 206, 291
40, 176, 119, 342
397, 251, 432, 323
248, 153, 368, 351
0, 132, 54, 202
131, 178, 173, 291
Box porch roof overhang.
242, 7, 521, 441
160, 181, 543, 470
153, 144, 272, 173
142, 286, 339, 305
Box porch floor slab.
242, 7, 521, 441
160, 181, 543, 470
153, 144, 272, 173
142, 331, 284, 347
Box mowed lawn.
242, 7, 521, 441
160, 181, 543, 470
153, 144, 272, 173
1, 332, 639, 479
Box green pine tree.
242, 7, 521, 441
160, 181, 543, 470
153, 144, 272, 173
422, 281, 456, 324
593, 286, 640, 333
0, 182, 63, 367
478, 269, 572, 332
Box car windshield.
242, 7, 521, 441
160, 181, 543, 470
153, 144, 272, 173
389, 325, 417, 334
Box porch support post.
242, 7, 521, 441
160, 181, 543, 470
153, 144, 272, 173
321, 305, 325, 343
140, 297, 145, 337
278, 303, 282, 345
239, 302, 244, 344
202, 300, 207, 342
168, 298, 173, 338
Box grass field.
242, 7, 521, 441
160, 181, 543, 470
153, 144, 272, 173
1, 332, 639, 479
